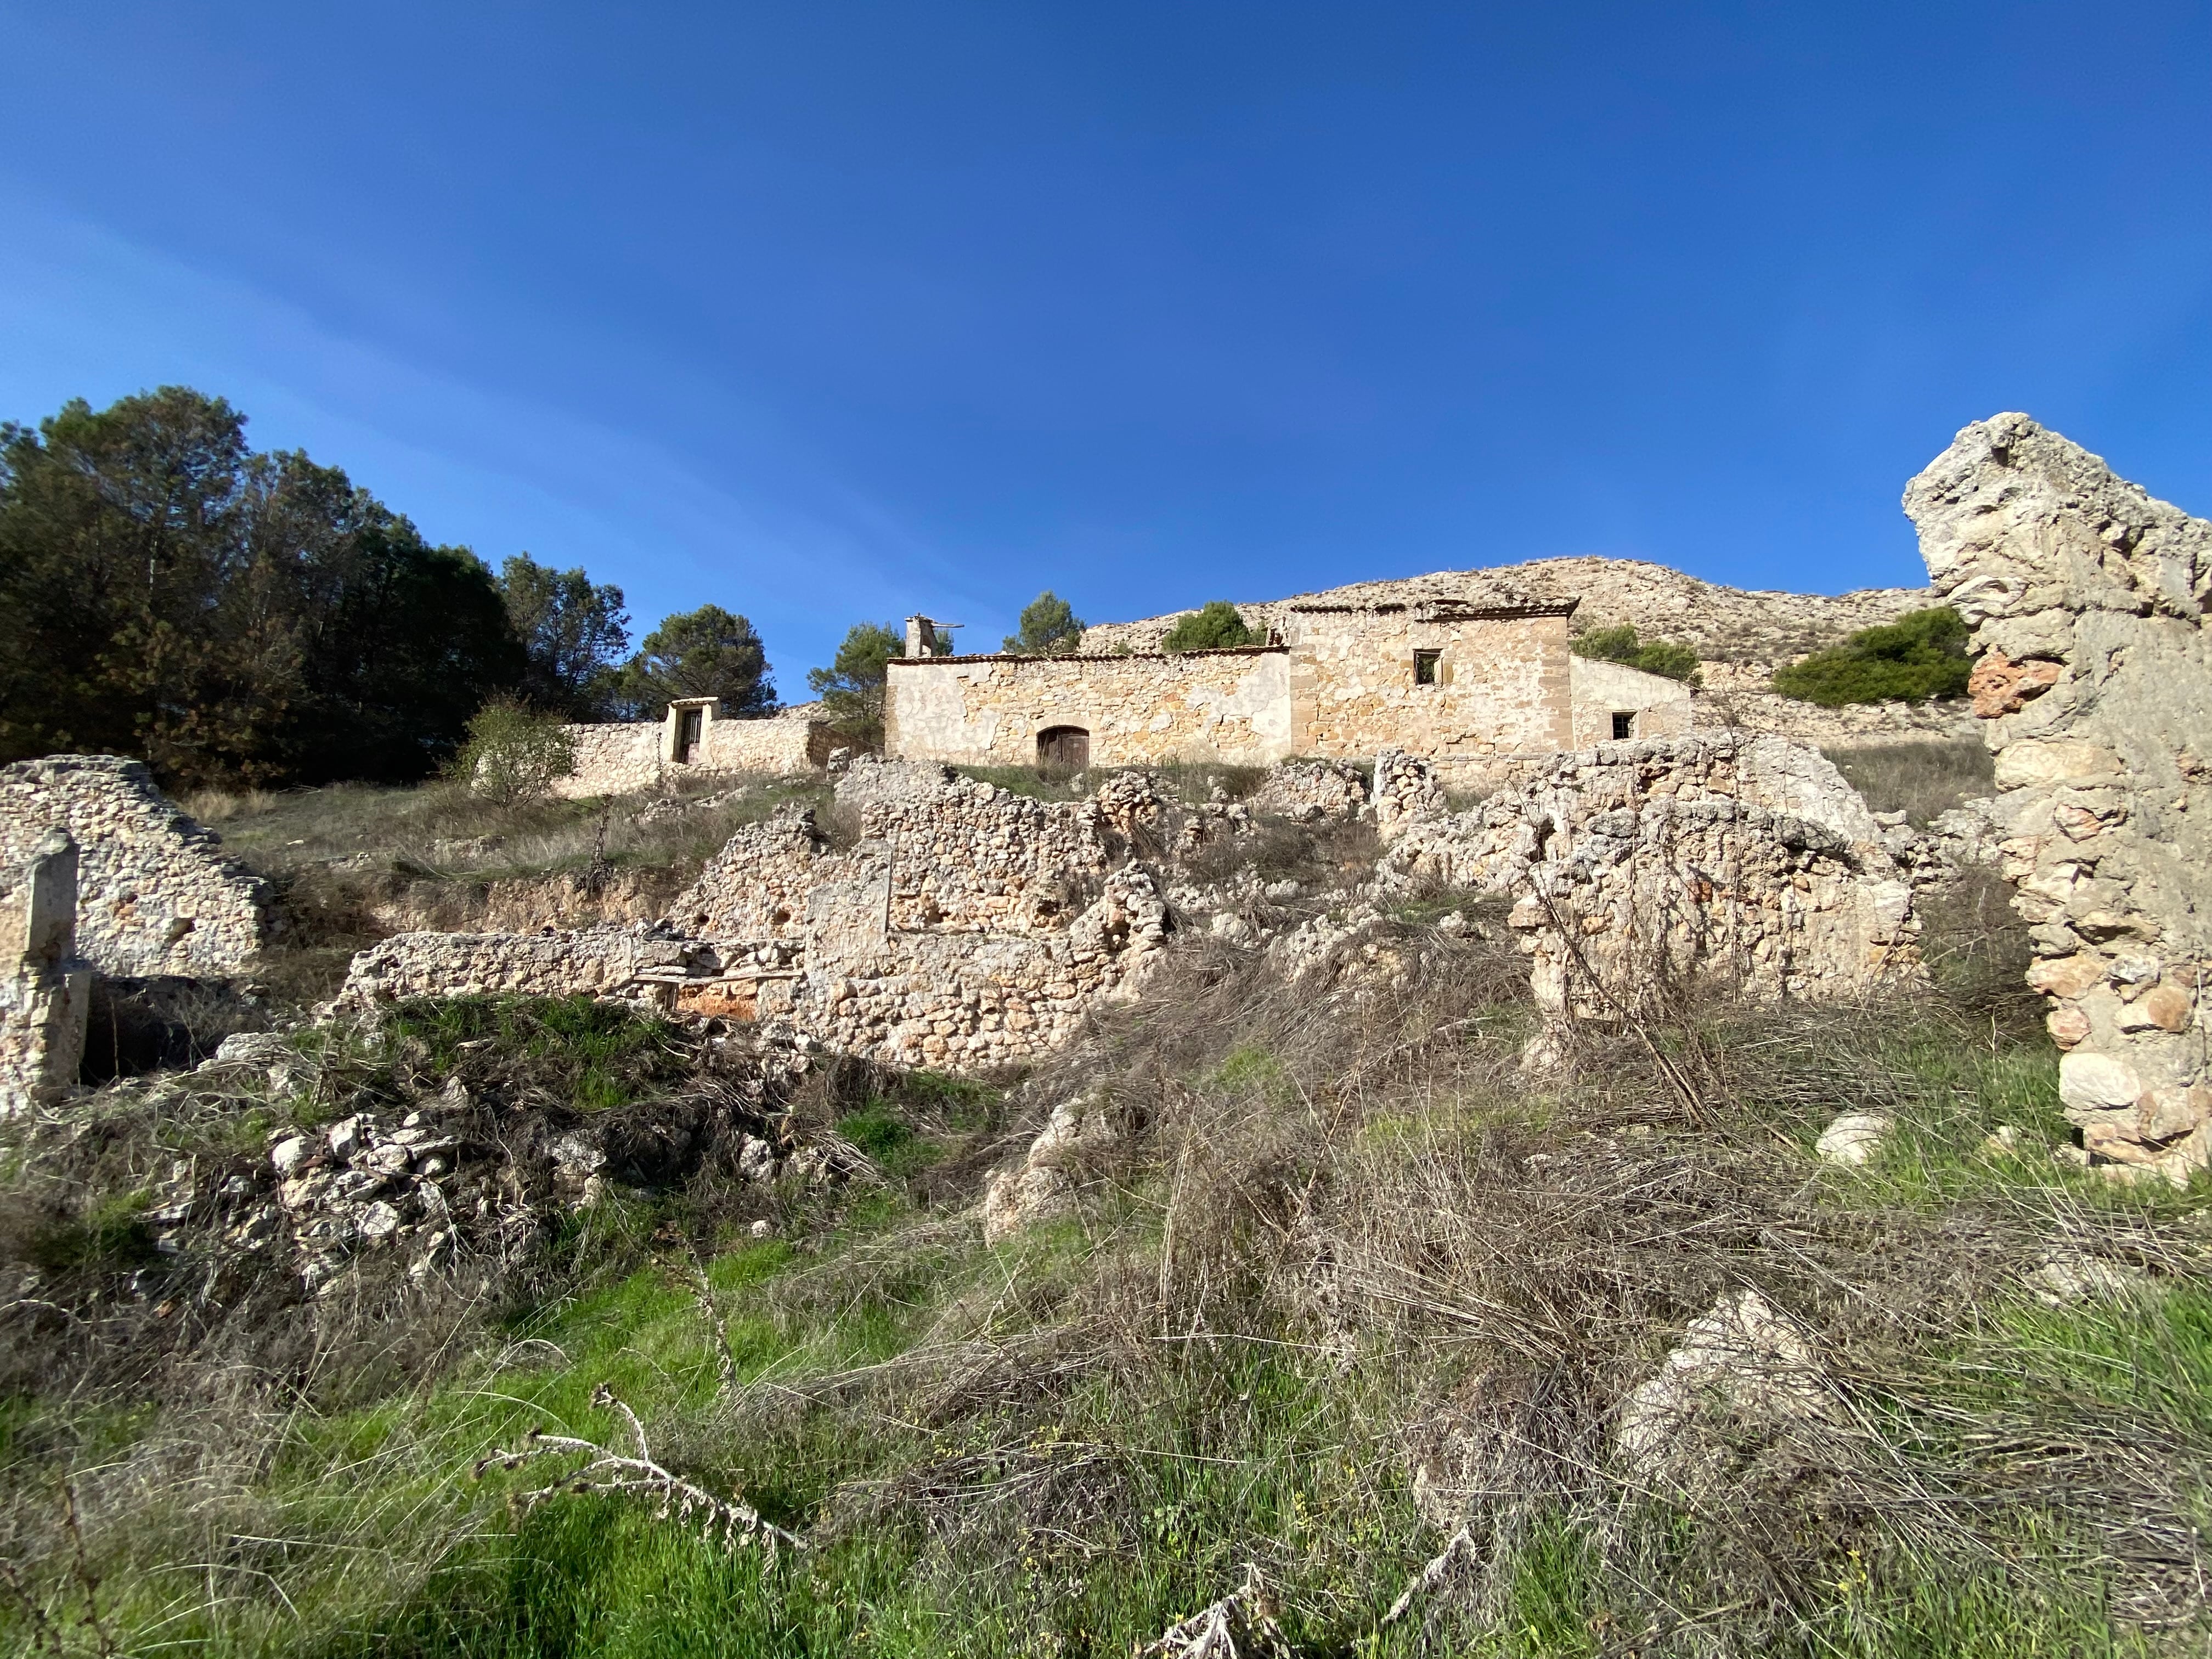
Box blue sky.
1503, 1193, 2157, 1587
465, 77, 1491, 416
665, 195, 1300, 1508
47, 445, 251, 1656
2, 3, 2205, 696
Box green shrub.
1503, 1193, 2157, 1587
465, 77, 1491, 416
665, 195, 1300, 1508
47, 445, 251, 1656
1774, 607, 1972, 707
1570, 624, 1703, 684
1002, 591, 1084, 654
453, 699, 578, 804
806, 620, 902, 748
1160, 601, 1259, 652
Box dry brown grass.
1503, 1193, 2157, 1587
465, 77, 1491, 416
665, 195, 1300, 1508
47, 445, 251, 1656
1822, 737, 1994, 826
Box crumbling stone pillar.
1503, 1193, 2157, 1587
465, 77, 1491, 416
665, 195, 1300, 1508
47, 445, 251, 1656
1905, 413, 2211, 1182
1, 828, 93, 1115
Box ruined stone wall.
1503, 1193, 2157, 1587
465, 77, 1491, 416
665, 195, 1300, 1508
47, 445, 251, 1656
342, 760, 1171, 1072
884, 648, 1293, 769
0, 756, 269, 977
1905, 412, 2212, 1181
555, 710, 824, 799
1567, 657, 1696, 747
1249, 758, 1370, 822
671, 761, 1117, 943
1379, 735, 1919, 1017
337, 926, 661, 1005
1282, 605, 1574, 763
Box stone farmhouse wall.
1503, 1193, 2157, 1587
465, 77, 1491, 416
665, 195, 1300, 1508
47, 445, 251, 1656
342, 760, 1171, 1072
1279, 601, 1576, 764
884, 601, 1590, 774
1906, 412, 2212, 1182
0, 755, 269, 978
884, 648, 1293, 769
1567, 657, 1695, 747
554, 705, 826, 799
1378, 734, 1920, 1018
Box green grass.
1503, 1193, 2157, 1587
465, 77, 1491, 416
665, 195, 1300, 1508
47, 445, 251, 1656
6, 972, 2210, 1657
22, 1188, 159, 1272
376, 994, 692, 1113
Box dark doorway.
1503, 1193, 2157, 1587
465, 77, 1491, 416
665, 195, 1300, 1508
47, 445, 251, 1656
1037, 726, 1090, 769
1611, 711, 1635, 740
675, 706, 704, 762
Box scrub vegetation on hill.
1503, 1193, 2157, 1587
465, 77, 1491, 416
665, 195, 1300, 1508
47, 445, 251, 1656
1773, 606, 1974, 707
1568, 623, 1703, 684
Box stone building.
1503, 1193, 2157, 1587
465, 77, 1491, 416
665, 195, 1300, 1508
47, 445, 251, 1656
885, 589, 1692, 776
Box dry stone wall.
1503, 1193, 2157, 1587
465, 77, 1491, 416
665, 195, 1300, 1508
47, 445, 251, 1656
342, 760, 1172, 1072
1249, 758, 1370, 822
1378, 735, 1920, 1018
1905, 412, 2212, 1182
0, 755, 269, 977
885, 648, 1293, 768
337, 926, 663, 1005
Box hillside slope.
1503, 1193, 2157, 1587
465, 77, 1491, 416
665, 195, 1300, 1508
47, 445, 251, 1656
1082, 555, 1929, 663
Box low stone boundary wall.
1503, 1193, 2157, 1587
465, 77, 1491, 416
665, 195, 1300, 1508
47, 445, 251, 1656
554, 711, 826, 799
337, 927, 658, 1005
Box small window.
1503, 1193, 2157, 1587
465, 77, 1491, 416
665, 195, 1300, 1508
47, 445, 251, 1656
1611, 711, 1635, 741
1413, 649, 1441, 686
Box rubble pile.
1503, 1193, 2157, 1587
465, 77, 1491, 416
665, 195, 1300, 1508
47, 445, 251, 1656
42, 1025, 820, 1305
342, 761, 1180, 1071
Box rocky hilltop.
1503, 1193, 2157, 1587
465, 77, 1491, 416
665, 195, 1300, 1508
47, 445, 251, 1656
1081, 555, 1930, 663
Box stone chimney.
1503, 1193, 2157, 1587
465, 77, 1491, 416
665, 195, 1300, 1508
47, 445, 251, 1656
904, 616, 938, 659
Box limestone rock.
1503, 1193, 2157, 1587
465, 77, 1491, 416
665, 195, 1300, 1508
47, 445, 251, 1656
1906, 413, 2211, 1183
1814, 1112, 1890, 1167
1615, 1289, 1832, 1493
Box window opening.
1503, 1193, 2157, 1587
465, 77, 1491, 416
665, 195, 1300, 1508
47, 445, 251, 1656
1413, 649, 1441, 686
1611, 711, 1635, 740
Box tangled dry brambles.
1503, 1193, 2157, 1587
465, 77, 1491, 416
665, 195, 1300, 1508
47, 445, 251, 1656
474, 1384, 804, 1554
